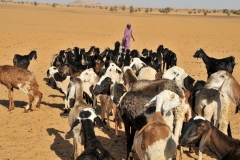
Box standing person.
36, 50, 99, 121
122, 23, 135, 50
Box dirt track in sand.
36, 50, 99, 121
0, 2, 240, 160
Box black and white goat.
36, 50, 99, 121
69, 108, 114, 160
180, 116, 240, 160
193, 48, 235, 78
47, 66, 71, 112
13, 50, 37, 69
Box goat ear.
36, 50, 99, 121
116, 68, 122, 74
69, 117, 81, 132
94, 116, 106, 129
156, 95, 164, 112
199, 121, 212, 152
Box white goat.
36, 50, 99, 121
130, 57, 156, 80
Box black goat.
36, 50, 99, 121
69, 108, 115, 160
13, 50, 37, 69
162, 48, 177, 71
193, 48, 235, 78
179, 117, 240, 160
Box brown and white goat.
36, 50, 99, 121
0, 65, 42, 112
133, 90, 181, 160
179, 116, 240, 160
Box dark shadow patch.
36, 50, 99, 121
41, 101, 64, 110
46, 128, 72, 160
48, 94, 65, 99
0, 100, 27, 109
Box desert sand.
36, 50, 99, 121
0, 2, 240, 160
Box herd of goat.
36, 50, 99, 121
0, 40, 239, 160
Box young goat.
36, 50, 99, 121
13, 50, 37, 69
179, 116, 240, 160
69, 108, 114, 160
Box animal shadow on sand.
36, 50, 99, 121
41, 101, 64, 111
46, 128, 73, 160
183, 146, 218, 160
0, 100, 27, 110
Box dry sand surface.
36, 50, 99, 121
0, 2, 240, 160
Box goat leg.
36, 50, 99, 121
8, 88, 15, 111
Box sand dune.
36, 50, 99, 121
0, 2, 240, 160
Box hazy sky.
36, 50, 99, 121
14, 0, 240, 9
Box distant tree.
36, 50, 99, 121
110, 6, 114, 11
105, 6, 107, 9
213, 10, 216, 13
85, 5, 87, 8
130, 6, 134, 13
164, 7, 171, 14
145, 8, 149, 13
34, 1, 37, 6
67, 4, 70, 7
52, 3, 56, 7
188, 11, 192, 14
150, 8, 153, 12
114, 6, 117, 11
99, 6, 102, 9
135, 9, 138, 12
204, 12, 207, 16
222, 9, 228, 13
121, 5, 126, 11
138, 8, 141, 12
194, 11, 196, 14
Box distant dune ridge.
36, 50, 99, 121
69, 0, 128, 7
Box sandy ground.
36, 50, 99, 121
0, 2, 240, 160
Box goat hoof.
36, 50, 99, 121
63, 109, 68, 113
23, 109, 28, 113
189, 146, 194, 153
8, 107, 14, 111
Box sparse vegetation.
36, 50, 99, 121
150, 8, 153, 12
105, 6, 107, 9
204, 12, 207, 16
34, 1, 37, 6
158, 7, 171, 14
121, 6, 126, 11
138, 8, 141, 12
145, 8, 149, 13
52, 3, 56, 7
130, 6, 134, 13
110, 6, 117, 12
188, 11, 192, 14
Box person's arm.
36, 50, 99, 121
131, 34, 135, 41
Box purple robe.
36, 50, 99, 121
122, 24, 132, 50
